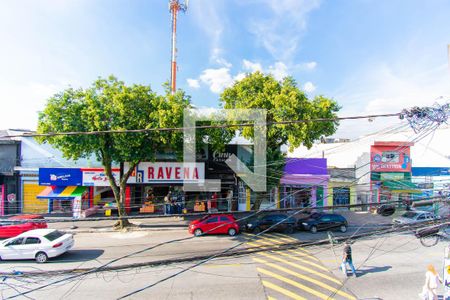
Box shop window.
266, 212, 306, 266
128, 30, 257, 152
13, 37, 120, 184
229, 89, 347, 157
382, 151, 399, 163
333, 187, 350, 206
238, 182, 246, 205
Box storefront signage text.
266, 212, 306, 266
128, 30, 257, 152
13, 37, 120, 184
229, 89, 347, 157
126, 162, 205, 183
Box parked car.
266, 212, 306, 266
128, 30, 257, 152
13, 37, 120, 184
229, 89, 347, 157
0, 215, 47, 239
245, 213, 297, 234
392, 210, 437, 225
299, 213, 348, 233
377, 204, 396, 216
189, 214, 239, 236
0, 229, 74, 263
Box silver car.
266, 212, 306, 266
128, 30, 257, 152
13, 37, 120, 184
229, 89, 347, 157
393, 210, 437, 225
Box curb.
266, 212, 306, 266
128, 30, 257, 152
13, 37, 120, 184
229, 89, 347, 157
58, 226, 187, 234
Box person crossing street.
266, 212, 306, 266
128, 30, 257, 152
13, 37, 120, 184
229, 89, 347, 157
341, 241, 357, 277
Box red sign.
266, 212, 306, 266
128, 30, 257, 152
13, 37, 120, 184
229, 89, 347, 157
370, 142, 413, 173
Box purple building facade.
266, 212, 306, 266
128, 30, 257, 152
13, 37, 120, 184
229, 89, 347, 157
280, 158, 329, 208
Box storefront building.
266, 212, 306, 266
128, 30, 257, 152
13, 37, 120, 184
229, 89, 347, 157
0, 138, 20, 216
328, 167, 356, 208
37, 167, 122, 217
280, 158, 329, 208
370, 141, 420, 204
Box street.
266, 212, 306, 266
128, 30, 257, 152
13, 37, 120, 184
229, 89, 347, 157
0, 222, 447, 300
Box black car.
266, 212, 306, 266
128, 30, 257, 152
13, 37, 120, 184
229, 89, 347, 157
245, 213, 296, 234
299, 213, 348, 233
376, 204, 396, 216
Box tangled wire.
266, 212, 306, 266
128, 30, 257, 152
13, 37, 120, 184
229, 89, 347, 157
400, 102, 450, 133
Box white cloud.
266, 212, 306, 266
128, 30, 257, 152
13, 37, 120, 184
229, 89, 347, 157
234, 72, 246, 82
242, 59, 263, 73
187, 78, 200, 89
199, 67, 234, 93
191, 2, 225, 62
303, 81, 316, 93
268, 62, 289, 81
334, 62, 450, 139
215, 57, 232, 68
248, 0, 321, 61
300, 61, 317, 70
0, 82, 67, 130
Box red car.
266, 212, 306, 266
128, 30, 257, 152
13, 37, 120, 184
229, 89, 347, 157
189, 214, 239, 237
0, 215, 48, 238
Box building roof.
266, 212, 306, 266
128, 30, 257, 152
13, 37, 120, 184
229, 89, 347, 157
288, 123, 450, 169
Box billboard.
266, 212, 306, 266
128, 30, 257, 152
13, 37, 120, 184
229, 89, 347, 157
370, 142, 412, 173
39, 168, 83, 186
126, 162, 205, 184
81, 168, 120, 186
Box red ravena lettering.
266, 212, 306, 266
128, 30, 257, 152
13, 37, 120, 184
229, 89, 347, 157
148, 167, 154, 179
157, 167, 164, 179
165, 167, 172, 179
184, 167, 190, 179
193, 168, 199, 179
175, 167, 181, 179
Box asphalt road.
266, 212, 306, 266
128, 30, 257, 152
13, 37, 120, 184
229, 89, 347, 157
1, 219, 446, 299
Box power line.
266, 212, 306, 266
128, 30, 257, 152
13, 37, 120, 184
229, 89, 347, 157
2, 112, 401, 138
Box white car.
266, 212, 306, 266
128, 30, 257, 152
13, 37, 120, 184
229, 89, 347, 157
392, 210, 437, 226
0, 229, 74, 263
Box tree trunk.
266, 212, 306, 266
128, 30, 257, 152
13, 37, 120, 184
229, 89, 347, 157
252, 192, 266, 211
113, 188, 132, 229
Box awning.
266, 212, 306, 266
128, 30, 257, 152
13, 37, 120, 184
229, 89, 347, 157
382, 180, 422, 194
37, 186, 87, 200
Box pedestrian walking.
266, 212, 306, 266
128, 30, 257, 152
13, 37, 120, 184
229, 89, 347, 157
340, 241, 357, 277
419, 264, 442, 300
164, 191, 172, 215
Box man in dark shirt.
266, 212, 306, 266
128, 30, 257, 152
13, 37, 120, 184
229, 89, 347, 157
341, 241, 357, 277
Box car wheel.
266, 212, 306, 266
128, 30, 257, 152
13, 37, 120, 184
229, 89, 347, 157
310, 226, 318, 234
253, 227, 261, 234
194, 228, 203, 237
228, 228, 237, 236
35, 252, 48, 263
340, 225, 347, 233
285, 225, 294, 234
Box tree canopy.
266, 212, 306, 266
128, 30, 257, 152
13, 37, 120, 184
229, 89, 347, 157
37, 76, 190, 227
220, 72, 340, 208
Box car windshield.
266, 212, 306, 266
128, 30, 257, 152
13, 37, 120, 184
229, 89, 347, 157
401, 212, 418, 218
308, 213, 322, 219
44, 230, 64, 241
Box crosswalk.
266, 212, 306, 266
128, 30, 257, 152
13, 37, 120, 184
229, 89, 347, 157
241, 232, 356, 300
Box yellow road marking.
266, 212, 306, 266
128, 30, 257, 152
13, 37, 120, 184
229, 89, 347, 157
254, 258, 356, 300
265, 233, 297, 242
258, 268, 333, 300
276, 251, 329, 271
286, 249, 319, 262
247, 242, 270, 250
259, 253, 342, 284
258, 235, 289, 245
251, 239, 280, 247
262, 280, 306, 300
267, 296, 277, 300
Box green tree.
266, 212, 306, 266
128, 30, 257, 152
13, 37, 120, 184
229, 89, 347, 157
37, 76, 190, 228
220, 72, 340, 209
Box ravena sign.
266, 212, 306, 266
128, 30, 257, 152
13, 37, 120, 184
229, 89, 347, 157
125, 162, 205, 184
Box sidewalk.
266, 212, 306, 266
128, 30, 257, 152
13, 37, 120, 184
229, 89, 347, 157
46, 210, 394, 233
47, 216, 190, 233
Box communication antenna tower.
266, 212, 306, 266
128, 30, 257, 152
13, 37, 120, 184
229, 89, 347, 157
169, 0, 188, 95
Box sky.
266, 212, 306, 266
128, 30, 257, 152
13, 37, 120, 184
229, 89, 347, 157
1, 0, 449, 139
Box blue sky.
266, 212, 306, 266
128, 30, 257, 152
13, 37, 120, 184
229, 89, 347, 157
1, 0, 449, 138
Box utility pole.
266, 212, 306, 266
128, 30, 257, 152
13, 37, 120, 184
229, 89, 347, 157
447, 44, 450, 72
169, 0, 188, 95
